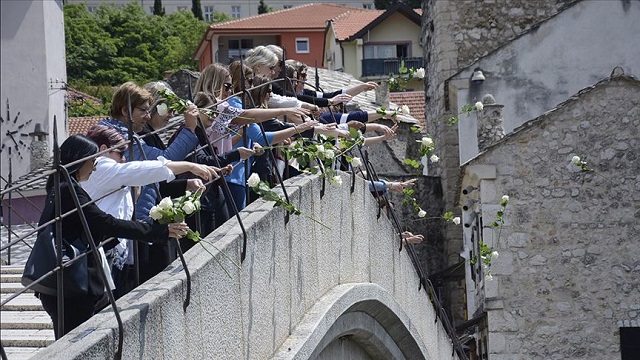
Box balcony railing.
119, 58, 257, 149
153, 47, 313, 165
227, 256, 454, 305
361, 57, 424, 77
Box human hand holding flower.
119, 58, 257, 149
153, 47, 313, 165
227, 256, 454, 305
149, 189, 204, 241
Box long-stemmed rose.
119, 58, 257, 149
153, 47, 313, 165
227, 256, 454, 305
149, 188, 239, 275
247, 173, 330, 229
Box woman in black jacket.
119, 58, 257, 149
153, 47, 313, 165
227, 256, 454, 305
36, 135, 188, 339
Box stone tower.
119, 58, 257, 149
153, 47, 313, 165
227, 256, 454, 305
421, 0, 580, 324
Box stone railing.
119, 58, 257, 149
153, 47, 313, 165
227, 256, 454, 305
35, 173, 458, 360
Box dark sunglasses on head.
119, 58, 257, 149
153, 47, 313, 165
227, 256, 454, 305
223, 83, 233, 91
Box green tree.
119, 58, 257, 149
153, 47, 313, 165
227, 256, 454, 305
64, 4, 118, 83
192, 0, 203, 20
153, 0, 165, 16
64, 1, 225, 95
258, 0, 271, 14
374, 0, 422, 10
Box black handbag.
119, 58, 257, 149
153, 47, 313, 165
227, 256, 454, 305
21, 188, 90, 297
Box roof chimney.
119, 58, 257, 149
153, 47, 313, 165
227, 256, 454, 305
476, 94, 505, 152
29, 122, 49, 171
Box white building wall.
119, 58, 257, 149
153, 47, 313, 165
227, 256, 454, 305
453, 0, 640, 164
1, 0, 67, 185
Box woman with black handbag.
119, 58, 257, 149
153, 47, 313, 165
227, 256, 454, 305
23, 134, 189, 339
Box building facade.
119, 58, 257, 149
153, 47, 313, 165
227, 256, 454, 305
460, 75, 640, 359
65, 0, 375, 19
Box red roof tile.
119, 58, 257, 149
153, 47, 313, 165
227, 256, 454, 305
68, 116, 103, 136
330, 10, 384, 41
390, 91, 426, 127
209, 3, 362, 31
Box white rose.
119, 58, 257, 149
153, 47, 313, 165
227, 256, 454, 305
501, 195, 509, 203
158, 197, 173, 210
155, 82, 167, 92
247, 173, 261, 187
414, 67, 425, 79
452, 217, 461, 225
350, 157, 362, 167
420, 137, 433, 147
491, 250, 499, 259
156, 103, 169, 116
330, 175, 342, 187
572, 155, 581, 165
430, 154, 439, 163
389, 77, 396, 83
324, 149, 335, 160
475, 101, 484, 111
149, 206, 163, 220
418, 209, 427, 218
401, 105, 410, 115
315, 146, 325, 156
485, 273, 493, 281
182, 201, 196, 215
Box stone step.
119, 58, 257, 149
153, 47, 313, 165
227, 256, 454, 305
0, 282, 31, 294
1, 347, 47, 360
0, 329, 55, 347
1, 293, 44, 311
0, 311, 52, 329
0, 266, 24, 275
0, 274, 23, 283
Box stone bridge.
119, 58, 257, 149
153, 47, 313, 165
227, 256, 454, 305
35, 173, 460, 360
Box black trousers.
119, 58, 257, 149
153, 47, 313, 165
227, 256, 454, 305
39, 292, 97, 339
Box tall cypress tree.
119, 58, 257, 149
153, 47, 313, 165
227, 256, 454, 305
258, 0, 270, 14
192, 0, 203, 20
153, 0, 165, 16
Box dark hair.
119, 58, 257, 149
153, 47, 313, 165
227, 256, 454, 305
86, 125, 128, 152
47, 135, 98, 191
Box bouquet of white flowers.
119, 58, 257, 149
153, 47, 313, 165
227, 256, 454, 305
149, 189, 203, 242
150, 188, 240, 276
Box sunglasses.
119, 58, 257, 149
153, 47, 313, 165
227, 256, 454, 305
299, 73, 307, 79
223, 83, 233, 91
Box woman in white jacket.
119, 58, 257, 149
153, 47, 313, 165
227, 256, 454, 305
82, 124, 222, 299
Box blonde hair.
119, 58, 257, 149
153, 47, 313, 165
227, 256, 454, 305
229, 60, 253, 93
249, 75, 272, 109
194, 63, 229, 99
244, 46, 278, 72
265, 44, 283, 60
110, 82, 152, 119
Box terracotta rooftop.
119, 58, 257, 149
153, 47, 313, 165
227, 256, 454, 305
68, 116, 104, 136
390, 91, 426, 127
209, 3, 362, 31
330, 10, 384, 41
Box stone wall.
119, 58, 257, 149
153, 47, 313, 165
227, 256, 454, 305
466, 76, 640, 358
34, 173, 460, 360
422, 0, 580, 324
